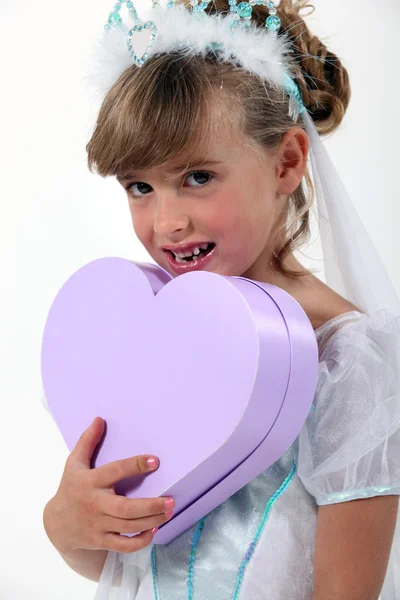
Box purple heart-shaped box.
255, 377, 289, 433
41, 258, 318, 544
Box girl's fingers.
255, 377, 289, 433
103, 529, 155, 554
68, 417, 106, 471
103, 511, 173, 535
93, 455, 159, 488
98, 493, 173, 520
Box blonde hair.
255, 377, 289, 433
87, 0, 351, 278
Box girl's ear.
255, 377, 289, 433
275, 128, 309, 196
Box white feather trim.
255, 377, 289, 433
86, 3, 298, 100
86, 21, 134, 98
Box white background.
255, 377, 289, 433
1, 0, 399, 598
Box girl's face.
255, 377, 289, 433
118, 127, 307, 283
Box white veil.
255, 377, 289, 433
302, 109, 400, 318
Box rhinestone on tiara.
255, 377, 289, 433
227, 0, 281, 31
104, 0, 138, 30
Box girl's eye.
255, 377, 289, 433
125, 171, 214, 199
185, 171, 213, 187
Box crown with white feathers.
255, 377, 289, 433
93, 0, 305, 120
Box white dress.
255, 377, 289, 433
41, 308, 400, 599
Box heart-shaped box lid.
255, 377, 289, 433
41, 258, 318, 543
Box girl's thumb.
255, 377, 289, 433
69, 417, 105, 469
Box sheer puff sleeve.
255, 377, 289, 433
297, 308, 400, 506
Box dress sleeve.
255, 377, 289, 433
297, 308, 400, 506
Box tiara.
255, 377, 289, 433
96, 0, 305, 120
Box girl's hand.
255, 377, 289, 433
43, 417, 174, 555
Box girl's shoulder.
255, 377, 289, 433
287, 276, 361, 331
289, 275, 399, 357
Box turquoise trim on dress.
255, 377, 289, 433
150, 461, 298, 600
188, 517, 206, 600
317, 484, 400, 505
231, 461, 297, 600
151, 517, 207, 600
151, 545, 160, 600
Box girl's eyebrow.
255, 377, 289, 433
116, 159, 224, 183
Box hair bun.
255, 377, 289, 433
276, 0, 351, 135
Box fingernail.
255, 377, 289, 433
164, 498, 175, 510
146, 457, 159, 469
152, 527, 158, 535
165, 510, 174, 520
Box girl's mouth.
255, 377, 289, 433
163, 243, 217, 274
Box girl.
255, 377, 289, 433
42, 0, 400, 598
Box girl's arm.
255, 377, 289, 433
312, 495, 399, 600
58, 547, 108, 582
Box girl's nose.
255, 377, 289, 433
153, 195, 191, 237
